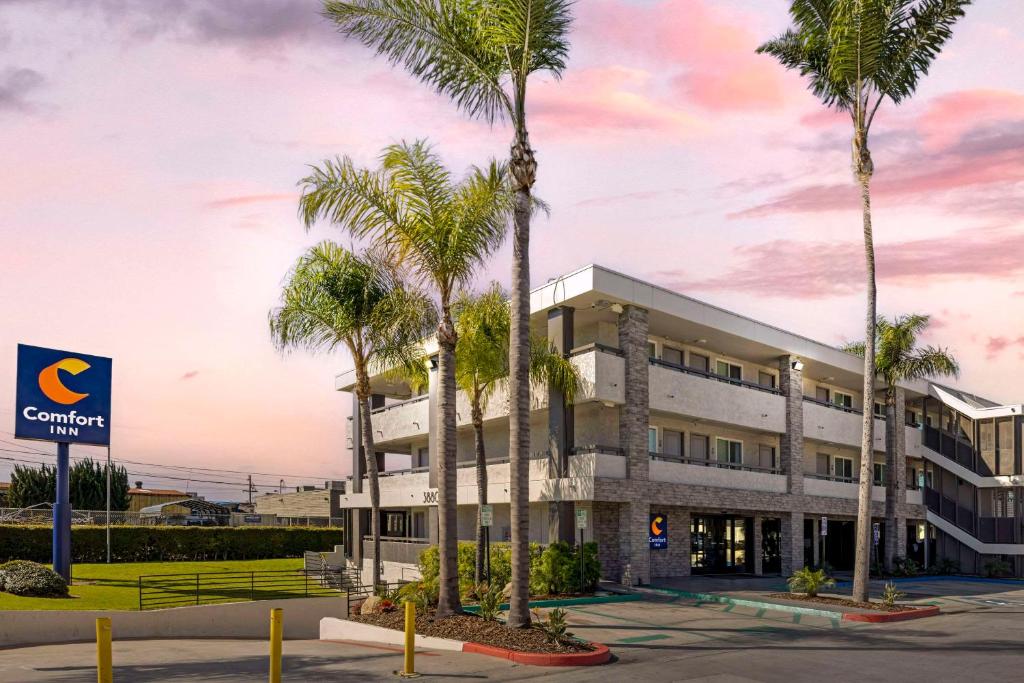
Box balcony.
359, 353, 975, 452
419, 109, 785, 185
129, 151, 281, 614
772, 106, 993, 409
368, 395, 429, 446
802, 397, 886, 449
922, 425, 975, 470
648, 359, 786, 433
648, 451, 786, 492
804, 473, 885, 502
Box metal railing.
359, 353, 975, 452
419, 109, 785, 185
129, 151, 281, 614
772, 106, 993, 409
369, 394, 428, 415
649, 357, 783, 395
570, 444, 625, 456
138, 568, 355, 610
805, 473, 860, 484
802, 395, 863, 415
648, 451, 782, 474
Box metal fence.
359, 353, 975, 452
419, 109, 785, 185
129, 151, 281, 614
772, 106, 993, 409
0, 508, 344, 528
137, 568, 357, 610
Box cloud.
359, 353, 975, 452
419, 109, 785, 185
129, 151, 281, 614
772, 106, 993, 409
205, 193, 297, 209
180, 370, 199, 380
0, 67, 45, 113
985, 337, 1024, 360
654, 226, 1024, 299
917, 89, 1024, 151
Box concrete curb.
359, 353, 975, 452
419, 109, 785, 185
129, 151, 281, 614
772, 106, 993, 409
835, 576, 1024, 587
319, 617, 612, 666
462, 593, 643, 613
841, 605, 941, 623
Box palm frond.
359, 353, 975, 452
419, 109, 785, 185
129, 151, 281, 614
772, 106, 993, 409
843, 312, 959, 385
529, 335, 580, 404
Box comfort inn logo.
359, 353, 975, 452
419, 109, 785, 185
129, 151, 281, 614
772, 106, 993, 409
15, 344, 112, 446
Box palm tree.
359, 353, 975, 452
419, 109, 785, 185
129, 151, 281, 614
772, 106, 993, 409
322, 0, 573, 630
268, 242, 436, 589
298, 140, 511, 617
453, 282, 581, 586
843, 314, 958, 571
759, 0, 970, 602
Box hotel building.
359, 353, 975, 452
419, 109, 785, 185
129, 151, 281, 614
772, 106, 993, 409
335, 265, 1024, 584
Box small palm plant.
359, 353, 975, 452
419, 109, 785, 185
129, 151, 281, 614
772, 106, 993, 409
531, 607, 574, 645
881, 581, 905, 607
475, 582, 503, 622
787, 567, 836, 598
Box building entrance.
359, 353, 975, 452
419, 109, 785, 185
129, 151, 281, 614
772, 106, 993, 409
691, 515, 753, 573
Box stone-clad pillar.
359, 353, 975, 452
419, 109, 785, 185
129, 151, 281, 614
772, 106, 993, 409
753, 514, 764, 576
548, 307, 575, 545
619, 306, 650, 481
779, 356, 805, 496
781, 511, 804, 575
350, 394, 384, 493
618, 500, 650, 586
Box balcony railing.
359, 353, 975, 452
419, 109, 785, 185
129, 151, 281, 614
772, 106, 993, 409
923, 425, 975, 469
924, 486, 976, 533
805, 472, 859, 484
648, 451, 782, 474
369, 394, 428, 415
648, 358, 782, 395
802, 395, 862, 415
978, 517, 1018, 544
570, 444, 624, 456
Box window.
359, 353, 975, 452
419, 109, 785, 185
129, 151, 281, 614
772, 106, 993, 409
648, 427, 658, 454
689, 434, 709, 462
757, 371, 776, 389
716, 360, 742, 381
816, 386, 830, 403
647, 342, 657, 359
384, 511, 406, 536
833, 391, 853, 409
412, 511, 426, 539
834, 456, 853, 481
716, 438, 743, 467
874, 402, 886, 418
663, 429, 682, 457
816, 453, 830, 476
873, 463, 886, 486
757, 444, 776, 471
662, 346, 682, 366
906, 410, 919, 426
688, 353, 709, 373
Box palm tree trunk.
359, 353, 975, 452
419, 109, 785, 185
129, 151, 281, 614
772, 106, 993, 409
435, 309, 462, 617
472, 400, 488, 587
355, 368, 382, 591
884, 387, 898, 572
507, 176, 532, 629
852, 166, 878, 603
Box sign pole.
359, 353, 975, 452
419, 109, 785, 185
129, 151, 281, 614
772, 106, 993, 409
54, 441, 71, 583
105, 445, 112, 564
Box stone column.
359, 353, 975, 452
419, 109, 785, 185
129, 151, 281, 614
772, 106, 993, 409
618, 499, 650, 586
678, 510, 692, 577
351, 507, 364, 566
812, 518, 821, 566
753, 514, 764, 576
548, 306, 576, 544
350, 393, 364, 494
778, 356, 805, 496
781, 511, 804, 575
619, 306, 650, 481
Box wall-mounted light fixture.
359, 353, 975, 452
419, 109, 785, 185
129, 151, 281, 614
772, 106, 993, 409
791, 359, 804, 371
610, 303, 624, 314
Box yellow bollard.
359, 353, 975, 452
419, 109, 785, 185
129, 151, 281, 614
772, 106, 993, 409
400, 601, 419, 678
95, 617, 112, 683
269, 608, 283, 683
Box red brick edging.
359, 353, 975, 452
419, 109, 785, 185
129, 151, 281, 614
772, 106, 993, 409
842, 605, 941, 623
461, 641, 611, 666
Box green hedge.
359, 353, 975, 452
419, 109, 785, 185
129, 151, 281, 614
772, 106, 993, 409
0, 525, 343, 563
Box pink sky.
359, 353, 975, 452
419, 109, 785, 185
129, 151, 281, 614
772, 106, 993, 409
1, 1, 1022, 500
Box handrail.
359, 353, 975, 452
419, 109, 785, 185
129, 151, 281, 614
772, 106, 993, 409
802, 395, 863, 415
805, 473, 861, 484
369, 394, 428, 415
648, 451, 782, 474
570, 444, 624, 456
568, 342, 624, 357
361, 535, 430, 543
649, 358, 782, 395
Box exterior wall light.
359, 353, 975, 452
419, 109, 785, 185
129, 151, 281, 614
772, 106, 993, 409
791, 359, 804, 371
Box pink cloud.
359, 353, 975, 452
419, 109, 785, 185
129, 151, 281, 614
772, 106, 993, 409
655, 226, 1024, 299
917, 89, 1024, 151
985, 337, 1024, 359
181, 370, 199, 380
205, 193, 297, 209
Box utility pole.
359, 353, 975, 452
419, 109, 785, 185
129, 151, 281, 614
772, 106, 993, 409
243, 475, 256, 506
279, 479, 284, 494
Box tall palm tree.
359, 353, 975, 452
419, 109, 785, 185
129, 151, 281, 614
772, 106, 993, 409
299, 140, 512, 617
843, 314, 958, 571
759, 0, 970, 602
268, 242, 436, 589
322, 0, 573, 630
453, 282, 581, 586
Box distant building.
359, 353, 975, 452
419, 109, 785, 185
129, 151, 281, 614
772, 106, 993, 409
127, 481, 192, 512
0, 482, 9, 506
139, 498, 231, 526
254, 481, 345, 524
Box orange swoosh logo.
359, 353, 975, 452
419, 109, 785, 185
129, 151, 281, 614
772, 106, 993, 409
38, 358, 90, 405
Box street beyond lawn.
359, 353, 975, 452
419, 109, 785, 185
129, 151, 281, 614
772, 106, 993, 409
3, 578, 1023, 681
0, 559, 302, 611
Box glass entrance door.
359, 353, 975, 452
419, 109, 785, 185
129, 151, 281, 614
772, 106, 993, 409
691, 515, 752, 573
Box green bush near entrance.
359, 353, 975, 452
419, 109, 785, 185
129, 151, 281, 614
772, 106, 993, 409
0, 525, 343, 563
0, 560, 69, 597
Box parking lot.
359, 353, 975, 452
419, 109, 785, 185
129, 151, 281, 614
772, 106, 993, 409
2, 578, 1022, 682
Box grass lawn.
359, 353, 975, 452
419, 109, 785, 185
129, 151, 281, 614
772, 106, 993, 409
0, 558, 303, 611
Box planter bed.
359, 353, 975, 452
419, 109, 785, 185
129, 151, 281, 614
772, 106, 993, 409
768, 593, 940, 622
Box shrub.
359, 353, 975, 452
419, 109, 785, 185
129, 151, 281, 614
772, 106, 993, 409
881, 581, 905, 607
893, 557, 921, 577
928, 558, 960, 576
0, 525, 343, 563
475, 582, 503, 621
787, 567, 835, 598
531, 607, 574, 645
0, 560, 69, 597
398, 579, 438, 612
983, 559, 1011, 578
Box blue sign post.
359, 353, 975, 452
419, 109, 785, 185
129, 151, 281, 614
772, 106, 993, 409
15, 344, 112, 582
649, 513, 668, 550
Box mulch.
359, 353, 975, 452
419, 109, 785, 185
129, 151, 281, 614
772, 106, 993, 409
768, 593, 920, 612
351, 610, 594, 654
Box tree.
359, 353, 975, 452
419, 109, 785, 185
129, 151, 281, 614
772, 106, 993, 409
9, 458, 129, 511
843, 314, 958, 570
759, 0, 970, 602
269, 241, 436, 589
453, 282, 581, 586
322, 0, 573, 630
298, 141, 511, 617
